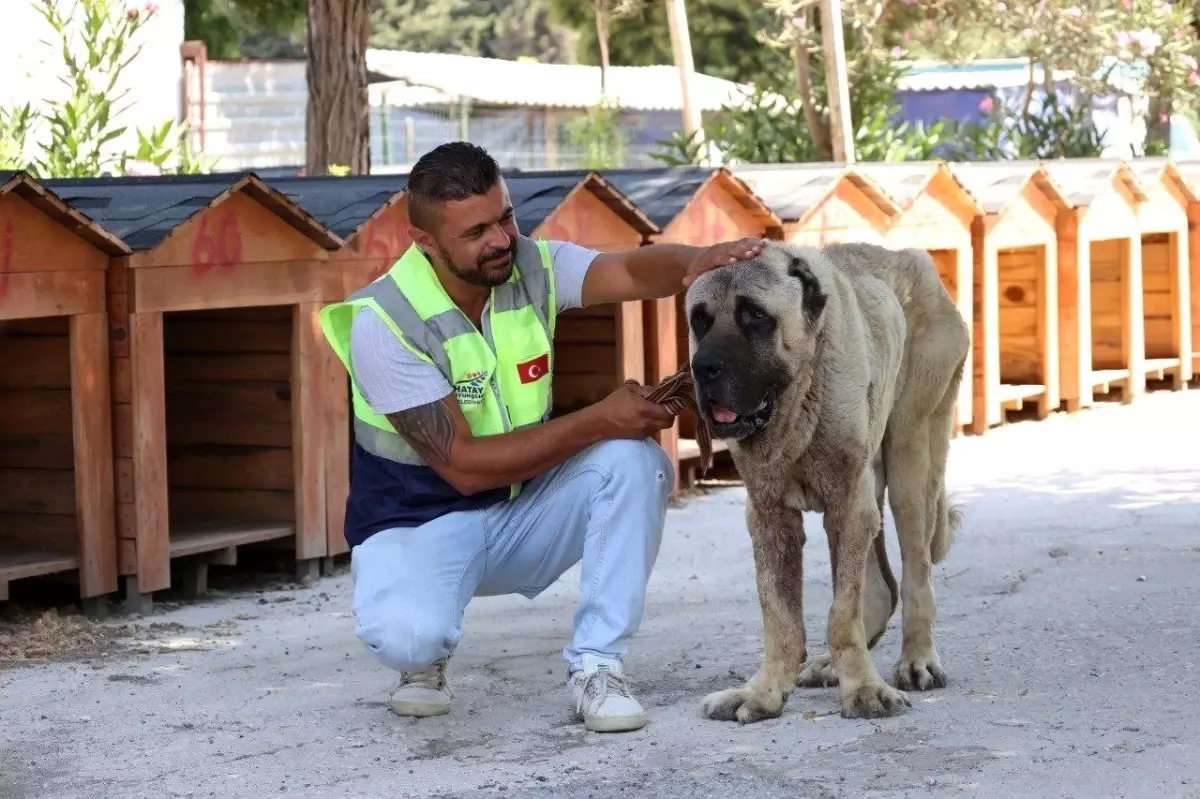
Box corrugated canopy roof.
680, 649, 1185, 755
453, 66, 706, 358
366, 49, 760, 112
41, 172, 342, 251
1, 170, 130, 255
264, 174, 409, 241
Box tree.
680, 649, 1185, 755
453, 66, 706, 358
184, 0, 306, 59
546, 0, 649, 93
370, 0, 577, 63
305, 0, 371, 175
909, 0, 1200, 154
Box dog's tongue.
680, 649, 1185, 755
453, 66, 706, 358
711, 404, 738, 424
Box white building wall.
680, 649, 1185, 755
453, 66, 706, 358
0, 0, 184, 169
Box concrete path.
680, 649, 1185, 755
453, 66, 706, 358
2, 391, 1199, 799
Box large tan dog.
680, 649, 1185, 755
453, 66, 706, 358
684, 240, 969, 722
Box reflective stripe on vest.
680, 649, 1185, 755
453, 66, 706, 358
318, 236, 557, 494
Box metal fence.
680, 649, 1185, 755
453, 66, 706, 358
188, 60, 680, 174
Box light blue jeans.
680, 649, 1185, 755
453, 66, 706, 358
349, 438, 675, 674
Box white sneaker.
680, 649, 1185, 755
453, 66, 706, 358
567, 653, 647, 732
389, 658, 452, 718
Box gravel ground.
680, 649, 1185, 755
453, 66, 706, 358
2, 390, 1199, 799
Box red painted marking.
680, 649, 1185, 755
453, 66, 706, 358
190, 208, 243, 275
0, 218, 13, 300
361, 215, 412, 281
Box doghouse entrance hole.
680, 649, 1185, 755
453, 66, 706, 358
0, 316, 80, 594
163, 306, 296, 555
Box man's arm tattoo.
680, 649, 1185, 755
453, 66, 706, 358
387, 401, 456, 467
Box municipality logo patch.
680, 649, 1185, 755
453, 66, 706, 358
454, 370, 488, 406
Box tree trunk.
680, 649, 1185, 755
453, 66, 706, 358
305, 0, 371, 176
792, 8, 831, 160
596, 0, 611, 97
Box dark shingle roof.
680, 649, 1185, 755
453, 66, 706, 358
41, 172, 341, 251
1039, 159, 1147, 207
593, 166, 716, 229
1, 170, 131, 255
262, 174, 409, 241
503, 170, 658, 237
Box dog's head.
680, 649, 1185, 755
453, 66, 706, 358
683, 241, 829, 442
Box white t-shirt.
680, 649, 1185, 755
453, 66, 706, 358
349, 240, 600, 415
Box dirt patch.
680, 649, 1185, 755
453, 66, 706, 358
0, 606, 129, 668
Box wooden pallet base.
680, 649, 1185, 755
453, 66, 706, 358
0, 551, 79, 602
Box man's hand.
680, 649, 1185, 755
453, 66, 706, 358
591, 381, 678, 440
681, 237, 766, 288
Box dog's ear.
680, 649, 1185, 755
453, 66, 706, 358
787, 256, 827, 323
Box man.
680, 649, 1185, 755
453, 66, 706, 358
319, 141, 763, 733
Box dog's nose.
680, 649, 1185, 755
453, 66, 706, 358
692, 350, 722, 382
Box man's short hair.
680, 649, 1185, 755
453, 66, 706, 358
407, 141, 502, 231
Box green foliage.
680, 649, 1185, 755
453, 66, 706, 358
371, 0, 577, 62
4, 0, 215, 177
548, 0, 791, 90
943, 91, 1106, 161
563, 98, 627, 168
184, 0, 306, 59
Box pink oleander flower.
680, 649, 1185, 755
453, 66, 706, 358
145, 2, 158, 13
1122, 0, 1132, 8
1181, 54, 1198, 71
979, 96, 994, 113
891, 46, 904, 59
1064, 6, 1082, 18
1116, 30, 1133, 48
1022, 27, 1035, 38
1189, 71, 1200, 87
126, 7, 137, 18
994, 1, 1006, 10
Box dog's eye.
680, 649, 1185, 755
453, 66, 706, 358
735, 299, 774, 334
689, 307, 713, 338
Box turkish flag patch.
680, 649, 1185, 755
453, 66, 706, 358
516, 352, 550, 384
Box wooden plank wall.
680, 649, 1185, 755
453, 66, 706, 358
1090, 239, 1126, 371
162, 307, 296, 529
0, 318, 78, 560
1141, 233, 1176, 359
997, 246, 1044, 385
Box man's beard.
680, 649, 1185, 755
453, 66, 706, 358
437, 240, 517, 288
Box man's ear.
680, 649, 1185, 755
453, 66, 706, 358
408, 224, 435, 251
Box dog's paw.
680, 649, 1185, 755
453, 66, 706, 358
840, 681, 911, 719
700, 686, 785, 725
797, 653, 838, 687
893, 651, 947, 692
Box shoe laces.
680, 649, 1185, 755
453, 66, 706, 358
581, 668, 633, 705
399, 659, 447, 690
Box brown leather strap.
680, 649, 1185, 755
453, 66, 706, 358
645, 364, 713, 475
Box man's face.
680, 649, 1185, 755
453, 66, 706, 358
411, 179, 520, 288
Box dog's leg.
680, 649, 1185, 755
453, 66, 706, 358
825, 467, 911, 719
798, 455, 897, 689
885, 413, 948, 692
701, 499, 807, 724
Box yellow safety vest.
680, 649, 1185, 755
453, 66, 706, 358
318, 236, 557, 500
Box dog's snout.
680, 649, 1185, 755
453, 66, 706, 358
692, 350, 722, 382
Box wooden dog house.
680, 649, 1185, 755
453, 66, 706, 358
949, 161, 1071, 433
1168, 159, 1200, 382
730, 163, 899, 246
853, 162, 982, 433
504, 170, 660, 418
0, 172, 128, 607
1040, 160, 1148, 410
1127, 158, 1193, 389
46, 172, 344, 607
267, 174, 411, 563
601, 166, 782, 488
